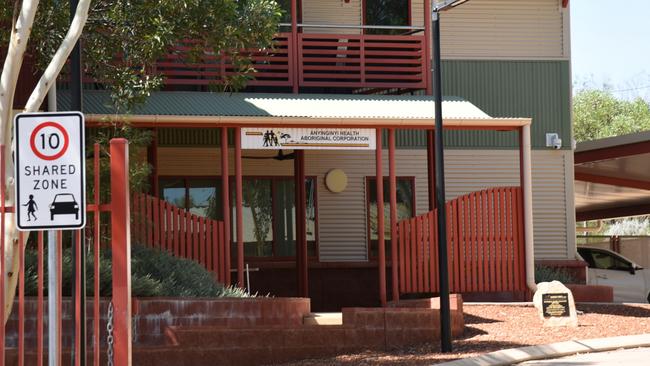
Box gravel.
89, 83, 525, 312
275, 303, 650, 365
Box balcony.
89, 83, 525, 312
156, 24, 429, 92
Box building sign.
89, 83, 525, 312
241, 128, 376, 150
14, 112, 86, 230
542, 293, 569, 317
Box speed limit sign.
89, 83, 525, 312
14, 112, 86, 230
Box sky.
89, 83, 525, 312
571, 0, 650, 99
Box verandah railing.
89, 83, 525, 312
397, 187, 526, 295
156, 25, 427, 90
131, 193, 229, 284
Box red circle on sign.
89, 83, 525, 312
29, 121, 70, 161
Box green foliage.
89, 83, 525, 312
573, 89, 650, 142
1, 0, 283, 111
23, 243, 251, 298
535, 265, 577, 284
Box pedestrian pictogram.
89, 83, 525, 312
14, 112, 86, 230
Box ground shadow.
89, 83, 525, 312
577, 303, 650, 318
458, 325, 489, 338
464, 313, 503, 325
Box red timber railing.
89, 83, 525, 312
156, 33, 294, 87
397, 187, 526, 295
298, 33, 426, 89
155, 29, 426, 90
131, 193, 229, 283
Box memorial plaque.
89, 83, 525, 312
542, 293, 569, 317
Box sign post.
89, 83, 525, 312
14, 112, 85, 366
14, 112, 86, 230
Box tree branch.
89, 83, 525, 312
25, 0, 92, 112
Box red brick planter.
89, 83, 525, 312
567, 284, 613, 303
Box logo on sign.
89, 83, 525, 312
14, 112, 86, 230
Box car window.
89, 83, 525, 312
578, 248, 596, 268
55, 194, 75, 203
591, 250, 632, 271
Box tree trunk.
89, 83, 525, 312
0, 0, 92, 324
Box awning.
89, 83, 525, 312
56, 91, 530, 129
574, 131, 650, 221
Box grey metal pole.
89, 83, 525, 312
47, 231, 58, 366
432, 8, 453, 353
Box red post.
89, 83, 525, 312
291, 0, 299, 93
424, 0, 432, 95
376, 129, 387, 306
388, 129, 399, 302
295, 150, 308, 297
110, 138, 132, 365
93, 144, 101, 366
221, 127, 231, 285
234, 128, 245, 287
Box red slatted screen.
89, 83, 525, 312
131, 192, 229, 283
397, 187, 526, 294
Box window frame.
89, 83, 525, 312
158, 175, 319, 262
365, 176, 416, 260
362, 0, 413, 32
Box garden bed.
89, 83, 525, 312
274, 303, 650, 365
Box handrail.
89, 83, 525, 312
280, 22, 425, 30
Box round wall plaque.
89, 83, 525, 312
325, 169, 348, 193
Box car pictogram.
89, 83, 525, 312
49, 193, 79, 220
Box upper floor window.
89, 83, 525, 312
364, 0, 411, 34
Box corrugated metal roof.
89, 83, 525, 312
57, 91, 494, 120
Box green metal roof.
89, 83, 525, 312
57, 91, 496, 120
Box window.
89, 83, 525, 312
367, 177, 415, 258
233, 177, 317, 258
364, 0, 411, 34
160, 178, 223, 220
160, 176, 317, 259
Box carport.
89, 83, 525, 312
574, 131, 650, 221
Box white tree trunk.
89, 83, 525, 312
1, 0, 92, 323
0, 0, 41, 325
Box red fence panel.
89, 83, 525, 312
396, 187, 526, 295
130, 192, 229, 283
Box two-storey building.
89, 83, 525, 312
52, 0, 575, 310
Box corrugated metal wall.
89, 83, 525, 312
156, 55, 571, 151
413, 0, 568, 60
301, 0, 362, 34
440, 60, 571, 149
157, 147, 572, 261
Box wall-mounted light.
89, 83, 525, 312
325, 169, 348, 193
546, 133, 562, 150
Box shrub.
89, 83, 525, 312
535, 265, 577, 284
23, 244, 251, 298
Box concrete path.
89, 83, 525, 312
437, 334, 650, 366
517, 347, 650, 365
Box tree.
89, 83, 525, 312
573, 89, 650, 142
0, 0, 281, 322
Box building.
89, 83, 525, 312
52, 0, 574, 310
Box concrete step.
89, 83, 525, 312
303, 312, 343, 326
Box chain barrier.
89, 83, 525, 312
106, 301, 114, 366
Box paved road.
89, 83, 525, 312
517, 347, 650, 365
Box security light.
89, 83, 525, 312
433, 0, 470, 12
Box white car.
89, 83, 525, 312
578, 246, 650, 303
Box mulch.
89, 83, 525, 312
275, 303, 650, 365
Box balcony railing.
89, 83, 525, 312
156, 24, 428, 91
